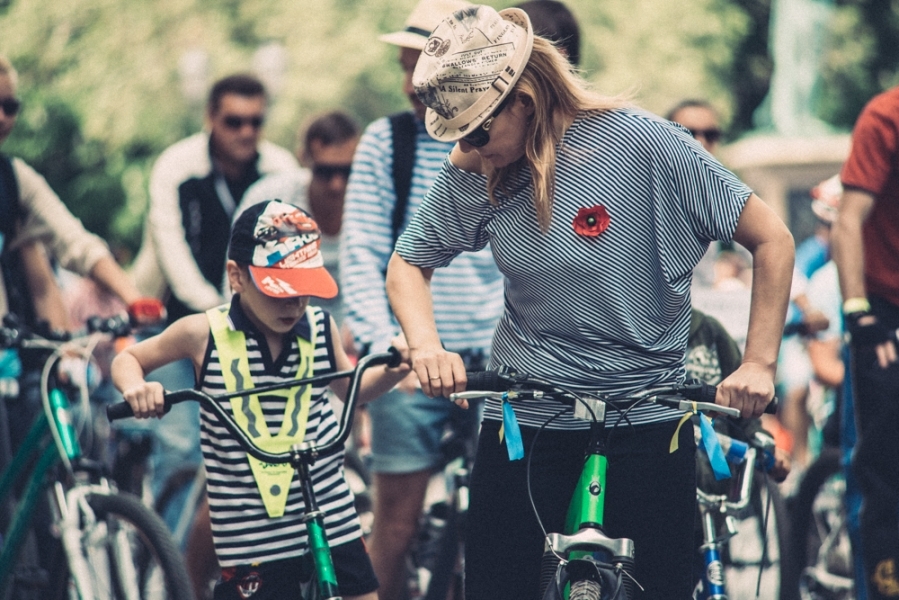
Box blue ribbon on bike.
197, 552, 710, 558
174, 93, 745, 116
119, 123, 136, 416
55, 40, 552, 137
698, 413, 731, 480
499, 393, 524, 461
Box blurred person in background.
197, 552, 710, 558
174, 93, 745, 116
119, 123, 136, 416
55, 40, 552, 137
128, 72, 297, 535
666, 98, 723, 154
515, 0, 581, 67
831, 85, 899, 600
339, 1, 505, 598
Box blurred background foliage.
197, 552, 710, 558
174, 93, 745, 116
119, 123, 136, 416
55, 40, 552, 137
1, 0, 898, 258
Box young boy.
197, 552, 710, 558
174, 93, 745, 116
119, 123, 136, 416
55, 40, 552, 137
112, 200, 409, 600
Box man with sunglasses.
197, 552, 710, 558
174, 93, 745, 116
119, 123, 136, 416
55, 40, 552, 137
129, 72, 296, 539
339, 1, 504, 597
236, 110, 360, 327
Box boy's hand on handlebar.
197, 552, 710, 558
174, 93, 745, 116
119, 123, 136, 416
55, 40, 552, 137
411, 345, 467, 399
122, 381, 166, 419
716, 362, 776, 419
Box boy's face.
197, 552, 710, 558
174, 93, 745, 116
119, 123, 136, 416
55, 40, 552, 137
228, 261, 310, 335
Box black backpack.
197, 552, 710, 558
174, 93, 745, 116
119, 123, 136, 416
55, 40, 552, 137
0, 155, 36, 327
388, 111, 417, 247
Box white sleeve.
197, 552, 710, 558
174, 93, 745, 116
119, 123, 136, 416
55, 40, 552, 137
147, 136, 224, 312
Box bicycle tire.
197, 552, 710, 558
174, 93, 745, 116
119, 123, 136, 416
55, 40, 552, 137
569, 578, 602, 600
781, 448, 853, 600
422, 506, 463, 600
69, 491, 195, 600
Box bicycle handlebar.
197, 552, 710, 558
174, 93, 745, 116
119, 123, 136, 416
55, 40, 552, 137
457, 366, 777, 417
107, 349, 402, 465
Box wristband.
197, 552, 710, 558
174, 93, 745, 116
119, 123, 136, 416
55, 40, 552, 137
842, 297, 871, 315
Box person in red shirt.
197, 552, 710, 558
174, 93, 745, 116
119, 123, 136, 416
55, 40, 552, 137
831, 85, 899, 600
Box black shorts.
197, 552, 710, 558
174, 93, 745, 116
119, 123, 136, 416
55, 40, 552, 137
213, 537, 377, 599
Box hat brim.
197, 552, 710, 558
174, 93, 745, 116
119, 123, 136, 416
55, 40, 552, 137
379, 31, 428, 50
422, 7, 534, 143
249, 265, 338, 299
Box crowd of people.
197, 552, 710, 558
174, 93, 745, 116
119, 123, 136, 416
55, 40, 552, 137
2, 0, 898, 599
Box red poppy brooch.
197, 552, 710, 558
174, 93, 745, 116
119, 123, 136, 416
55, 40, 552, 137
572, 205, 611, 237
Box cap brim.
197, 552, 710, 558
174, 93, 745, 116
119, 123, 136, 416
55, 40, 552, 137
379, 31, 428, 50
249, 265, 338, 299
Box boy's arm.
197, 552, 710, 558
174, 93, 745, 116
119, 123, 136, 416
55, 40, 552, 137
327, 316, 410, 404
111, 314, 208, 418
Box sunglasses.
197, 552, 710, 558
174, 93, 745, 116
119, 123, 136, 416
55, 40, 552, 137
689, 128, 722, 144
222, 115, 265, 130
461, 94, 513, 148
1, 98, 22, 117
312, 164, 352, 181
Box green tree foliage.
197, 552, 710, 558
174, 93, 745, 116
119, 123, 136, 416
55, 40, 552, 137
1, 0, 896, 257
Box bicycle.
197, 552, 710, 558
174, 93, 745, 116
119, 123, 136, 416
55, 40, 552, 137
695, 426, 790, 600
452, 366, 777, 600
0, 314, 194, 600
107, 348, 402, 600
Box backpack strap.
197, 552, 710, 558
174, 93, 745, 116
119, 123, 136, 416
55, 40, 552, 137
0, 154, 20, 250
388, 111, 417, 247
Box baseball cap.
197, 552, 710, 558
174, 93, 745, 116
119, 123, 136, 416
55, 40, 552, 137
228, 200, 338, 299
810, 174, 842, 224
379, 0, 474, 50
412, 5, 534, 143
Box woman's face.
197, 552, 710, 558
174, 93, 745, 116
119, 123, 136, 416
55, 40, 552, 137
457, 96, 532, 169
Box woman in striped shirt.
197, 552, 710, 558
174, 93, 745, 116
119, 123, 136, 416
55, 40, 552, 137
386, 6, 794, 599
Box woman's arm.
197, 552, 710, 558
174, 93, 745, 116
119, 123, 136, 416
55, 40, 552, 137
20, 241, 69, 331
386, 251, 467, 398
725, 193, 795, 417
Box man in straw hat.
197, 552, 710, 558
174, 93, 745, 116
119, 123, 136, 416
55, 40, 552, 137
339, 1, 504, 598
387, 4, 794, 598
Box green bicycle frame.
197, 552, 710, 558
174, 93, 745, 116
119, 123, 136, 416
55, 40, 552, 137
294, 447, 340, 599
565, 451, 608, 534
0, 387, 80, 593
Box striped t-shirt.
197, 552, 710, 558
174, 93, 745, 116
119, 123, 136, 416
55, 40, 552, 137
198, 298, 359, 566
395, 108, 753, 430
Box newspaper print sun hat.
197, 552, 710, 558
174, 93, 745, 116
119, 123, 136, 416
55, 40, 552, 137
412, 5, 534, 143
228, 200, 338, 299
379, 0, 474, 50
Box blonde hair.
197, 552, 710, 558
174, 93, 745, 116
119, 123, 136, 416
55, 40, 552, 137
0, 55, 18, 88
486, 37, 630, 231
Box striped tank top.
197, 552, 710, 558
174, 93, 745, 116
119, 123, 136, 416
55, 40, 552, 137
198, 299, 360, 566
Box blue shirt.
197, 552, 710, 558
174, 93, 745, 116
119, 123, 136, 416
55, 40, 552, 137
396, 108, 753, 429
340, 114, 504, 355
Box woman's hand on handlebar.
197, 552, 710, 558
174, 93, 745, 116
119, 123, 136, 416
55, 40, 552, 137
411, 344, 467, 400
121, 380, 166, 419
716, 361, 776, 419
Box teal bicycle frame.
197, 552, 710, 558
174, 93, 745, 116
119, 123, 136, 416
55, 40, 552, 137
0, 385, 80, 593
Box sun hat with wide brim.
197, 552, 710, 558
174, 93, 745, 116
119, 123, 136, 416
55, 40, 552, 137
412, 5, 534, 143
378, 0, 475, 51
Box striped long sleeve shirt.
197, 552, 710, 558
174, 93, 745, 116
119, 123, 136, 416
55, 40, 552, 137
340, 114, 504, 356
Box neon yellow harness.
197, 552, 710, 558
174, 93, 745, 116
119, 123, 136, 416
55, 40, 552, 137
206, 305, 317, 517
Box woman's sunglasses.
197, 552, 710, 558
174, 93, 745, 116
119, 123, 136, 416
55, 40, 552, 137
1, 98, 22, 117
460, 94, 513, 148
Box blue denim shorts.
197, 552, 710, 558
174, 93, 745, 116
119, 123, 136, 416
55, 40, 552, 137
366, 388, 481, 474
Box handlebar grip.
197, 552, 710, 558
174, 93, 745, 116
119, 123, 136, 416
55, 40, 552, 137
466, 369, 506, 392
107, 402, 134, 421
764, 396, 778, 415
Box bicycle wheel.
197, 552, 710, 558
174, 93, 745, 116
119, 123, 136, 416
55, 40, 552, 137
722, 473, 790, 600
69, 491, 195, 600
782, 449, 854, 600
